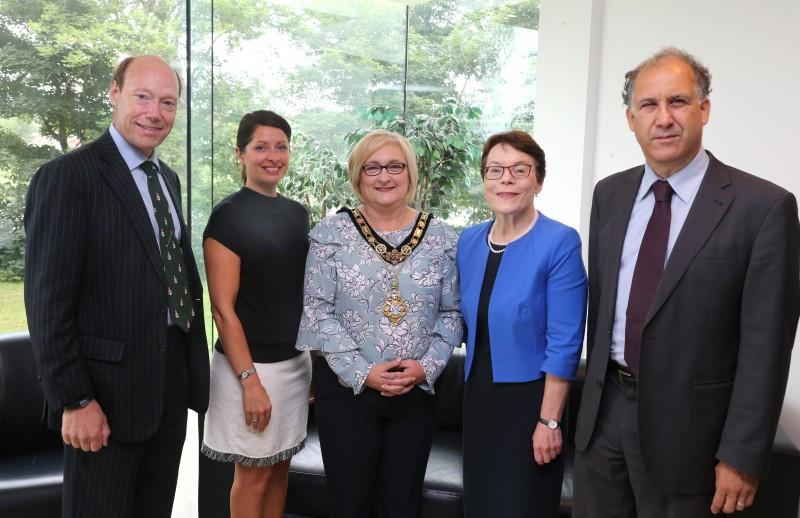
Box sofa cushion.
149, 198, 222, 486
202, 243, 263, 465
0, 332, 64, 517
0, 450, 63, 517
0, 332, 62, 458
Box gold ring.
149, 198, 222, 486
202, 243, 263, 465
737, 501, 746, 506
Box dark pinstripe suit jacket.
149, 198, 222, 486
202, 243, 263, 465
24, 130, 210, 442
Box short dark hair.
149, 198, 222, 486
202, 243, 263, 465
622, 47, 712, 109
111, 55, 183, 97
236, 110, 293, 184
480, 131, 546, 184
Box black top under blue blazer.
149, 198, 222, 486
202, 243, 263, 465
457, 212, 588, 382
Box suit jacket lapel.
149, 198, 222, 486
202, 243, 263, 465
600, 167, 643, 318
648, 154, 734, 321
96, 132, 167, 286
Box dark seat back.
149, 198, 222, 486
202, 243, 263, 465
0, 332, 61, 458
434, 347, 466, 432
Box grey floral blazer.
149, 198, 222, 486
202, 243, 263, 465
296, 211, 462, 394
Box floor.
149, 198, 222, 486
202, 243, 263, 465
173, 411, 200, 517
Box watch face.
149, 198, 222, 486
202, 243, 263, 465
547, 420, 558, 430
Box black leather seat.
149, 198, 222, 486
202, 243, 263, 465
199, 344, 800, 518
0, 332, 63, 518
2, 331, 795, 517
198, 348, 586, 517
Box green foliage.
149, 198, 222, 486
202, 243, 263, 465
0, 0, 540, 266
0, 0, 183, 152
0, 128, 55, 280
345, 99, 483, 219
282, 133, 356, 227
0, 234, 25, 281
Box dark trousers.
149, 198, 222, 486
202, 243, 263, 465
62, 326, 190, 518
573, 367, 715, 518
313, 356, 440, 518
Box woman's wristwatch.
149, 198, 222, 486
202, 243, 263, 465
538, 417, 560, 430
238, 368, 256, 380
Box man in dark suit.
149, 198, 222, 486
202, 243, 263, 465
24, 55, 210, 517
574, 47, 800, 517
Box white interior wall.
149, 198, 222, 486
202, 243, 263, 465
535, 0, 800, 448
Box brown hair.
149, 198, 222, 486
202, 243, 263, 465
235, 110, 292, 185
481, 131, 546, 184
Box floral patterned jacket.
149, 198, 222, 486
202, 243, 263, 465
296, 210, 462, 394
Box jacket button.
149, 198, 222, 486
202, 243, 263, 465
159, 345, 167, 354
596, 381, 604, 388
161, 305, 167, 313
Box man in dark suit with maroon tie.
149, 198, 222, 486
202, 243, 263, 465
24, 55, 209, 517
574, 47, 800, 517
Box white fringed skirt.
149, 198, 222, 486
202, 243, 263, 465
202, 350, 312, 467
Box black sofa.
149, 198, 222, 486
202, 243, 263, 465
197, 346, 800, 518
1, 331, 798, 517
0, 331, 63, 518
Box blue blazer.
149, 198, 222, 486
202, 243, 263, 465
457, 213, 587, 382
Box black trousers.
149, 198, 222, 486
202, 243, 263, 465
62, 326, 190, 518
573, 367, 715, 518
313, 356, 440, 518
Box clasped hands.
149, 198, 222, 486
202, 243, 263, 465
366, 359, 425, 397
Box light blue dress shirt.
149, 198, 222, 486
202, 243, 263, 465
610, 149, 709, 365
109, 124, 182, 245
109, 124, 182, 326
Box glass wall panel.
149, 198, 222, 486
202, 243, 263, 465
0, 0, 538, 334
203, 0, 538, 229
0, 0, 189, 333
204, 1, 407, 222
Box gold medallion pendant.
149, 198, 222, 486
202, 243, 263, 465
339, 207, 433, 327
382, 277, 408, 326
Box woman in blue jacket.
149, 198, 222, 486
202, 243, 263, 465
457, 131, 587, 517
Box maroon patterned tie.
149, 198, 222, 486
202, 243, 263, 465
624, 180, 673, 376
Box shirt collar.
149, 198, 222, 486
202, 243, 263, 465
109, 124, 161, 173
639, 148, 709, 203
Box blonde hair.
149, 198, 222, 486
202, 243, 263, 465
347, 130, 418, 205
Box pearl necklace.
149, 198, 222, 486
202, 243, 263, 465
487, 210, 539, 254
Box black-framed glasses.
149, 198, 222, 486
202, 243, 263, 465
361, 163, 407, 176
482, 164, 534, 180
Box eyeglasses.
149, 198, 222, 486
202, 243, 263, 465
482, 164, 534, 180
361, 163, 407, 176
